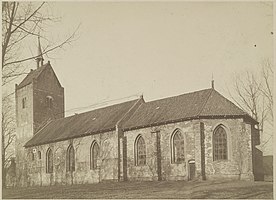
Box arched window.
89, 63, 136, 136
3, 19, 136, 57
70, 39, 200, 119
46, 96, 53, 109
135, 135, 146, 166
213, 126, 227, 161
90, 141, 100, 169
66, 145, 75, 172
22, 97, 27, 109
38, 151, 41, 159
46, 148, 53, 173
31, 152, 35, 161
171, 129, 185, 163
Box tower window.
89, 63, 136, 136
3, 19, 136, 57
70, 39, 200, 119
22, 97, 27, 109
46, 96, 53, 109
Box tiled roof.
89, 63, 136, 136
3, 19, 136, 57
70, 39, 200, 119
122, 89, 251, 131
17, 63, 49, 89
25, 88, 256, 147
123, 89, 213, 130
25, 99, 140, 147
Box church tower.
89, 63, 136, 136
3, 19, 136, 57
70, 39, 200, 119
15, 37, 65, 186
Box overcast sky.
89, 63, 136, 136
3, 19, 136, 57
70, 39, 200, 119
15, 2, 273, 153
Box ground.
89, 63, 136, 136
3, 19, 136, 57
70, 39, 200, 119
3, 180, 273, 199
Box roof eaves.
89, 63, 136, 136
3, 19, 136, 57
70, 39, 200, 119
25, 127, 117, 148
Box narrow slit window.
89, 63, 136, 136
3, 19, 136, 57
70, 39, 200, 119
22, 97, 26, 109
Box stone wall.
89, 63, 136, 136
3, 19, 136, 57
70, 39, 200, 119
201, 118, 254, 180
15, 84, 34, 187
24, 117, 256, 186
124, 120, 200, 181
123, 118, 254, 181
25, 130, 118, 186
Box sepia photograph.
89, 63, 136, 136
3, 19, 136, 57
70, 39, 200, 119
2, 1, 274, 199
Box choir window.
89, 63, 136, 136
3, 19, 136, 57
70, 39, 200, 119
213, 126, 228, 161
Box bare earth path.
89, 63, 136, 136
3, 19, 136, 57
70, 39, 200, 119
2, 180, 273, 199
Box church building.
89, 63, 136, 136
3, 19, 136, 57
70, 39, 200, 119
15, 48, 262, 187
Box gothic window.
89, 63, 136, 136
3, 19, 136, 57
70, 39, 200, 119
66, 145, 75, 172
135, 135, 146, 166
46, 148, 53, 173
22, 97, 26, 109
90, 141, 100, 169
46, 96, 53, 109
213, 126, 228, 161
38, 151, 41, 159
171, 129, 185, 163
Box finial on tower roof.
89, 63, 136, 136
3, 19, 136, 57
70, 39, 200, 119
211, 73, 214, 89
35, 35, 44, 68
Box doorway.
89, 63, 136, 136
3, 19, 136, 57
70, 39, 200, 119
188, 159, 195, 180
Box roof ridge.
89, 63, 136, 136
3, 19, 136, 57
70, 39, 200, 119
146, 88, 213, 103
63, 98, 140, 120
197, 88, 214, 117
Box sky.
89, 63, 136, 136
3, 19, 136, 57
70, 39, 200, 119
14, 2, 273, 154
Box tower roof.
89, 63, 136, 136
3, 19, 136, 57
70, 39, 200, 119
35, 36, 44, 68
16, 62, 49, 89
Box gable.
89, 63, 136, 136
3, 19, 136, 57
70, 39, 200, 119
17, 62, 62, 90
35, 63, 63, 90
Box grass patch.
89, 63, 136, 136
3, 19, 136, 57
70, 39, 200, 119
3, 180, 273, 199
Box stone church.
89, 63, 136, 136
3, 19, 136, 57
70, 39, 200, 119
15, 50, 262, 187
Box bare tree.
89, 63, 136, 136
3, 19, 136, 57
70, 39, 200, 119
2, 95, 16, 188
2, 2, 79, 86
228, 59, 273, 153
2, 1, 79, 188
260, 59, 273, 123
229, 70, 266, 131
